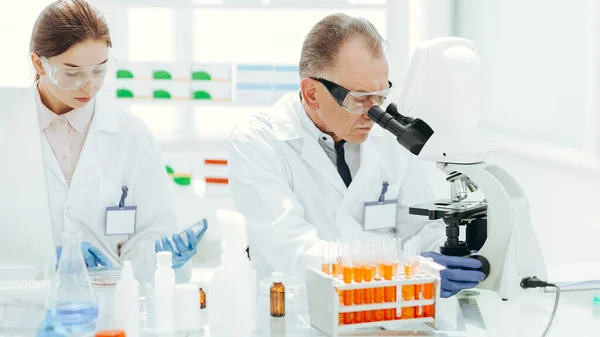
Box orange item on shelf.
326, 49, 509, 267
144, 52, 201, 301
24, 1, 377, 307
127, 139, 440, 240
95, 331, 125, 337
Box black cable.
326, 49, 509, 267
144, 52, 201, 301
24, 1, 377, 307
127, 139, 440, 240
520, 277, 560, 337
541, 284, 560, 337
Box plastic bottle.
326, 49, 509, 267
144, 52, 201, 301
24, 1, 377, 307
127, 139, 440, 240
270, 272, 285, 317
115, 260, 140, 337
155, 251, 175, 331
198, 282, 207, 309
208, 210, 257, 337
174, 283, 201, 330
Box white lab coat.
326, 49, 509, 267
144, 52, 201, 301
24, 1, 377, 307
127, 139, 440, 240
39, 91, 189, 284
229, 93, 447, 279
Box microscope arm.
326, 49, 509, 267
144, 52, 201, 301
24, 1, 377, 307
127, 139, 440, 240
437, 162, 546, 300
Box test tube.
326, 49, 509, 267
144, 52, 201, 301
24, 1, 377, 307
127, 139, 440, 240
321, 243, 332, 275
394, 239, 403, 320
342, 241, 354, 325
376, 237, 385, 279
352, 239, 365, 324
332, 241, 343, 278
373, 239, 384, 322
412, 238, 423, 318
401, 240, 415, 319
383, 239, 396, 321
423, 257, 435, 318
363, 239, 376, 323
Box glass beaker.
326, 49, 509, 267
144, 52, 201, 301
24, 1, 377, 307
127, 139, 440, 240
54, 231, 99, 333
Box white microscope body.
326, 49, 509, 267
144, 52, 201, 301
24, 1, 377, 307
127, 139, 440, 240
377, 38, 546, 300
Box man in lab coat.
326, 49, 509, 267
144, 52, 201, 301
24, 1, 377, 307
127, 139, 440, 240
229, 14, 486, 298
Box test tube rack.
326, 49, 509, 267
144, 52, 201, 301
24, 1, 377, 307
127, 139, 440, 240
306, 257, 443, 337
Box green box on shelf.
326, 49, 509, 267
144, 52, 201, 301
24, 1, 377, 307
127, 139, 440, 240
192, 71, 212, 81
117, 89, 134, 99
153, 90, 172, 99
192, 91, 212, 100
153, 70, 173, 80
116, 69, 134, 79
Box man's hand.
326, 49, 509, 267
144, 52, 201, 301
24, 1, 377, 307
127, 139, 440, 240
421, 251, 486, 298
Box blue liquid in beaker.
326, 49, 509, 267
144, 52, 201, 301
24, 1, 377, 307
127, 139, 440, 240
56, 300, 98, 333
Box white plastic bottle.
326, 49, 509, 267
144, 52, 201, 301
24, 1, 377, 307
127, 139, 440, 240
115, 260, 140, 337
154, 251, 175, 331
208, 210, 257, 337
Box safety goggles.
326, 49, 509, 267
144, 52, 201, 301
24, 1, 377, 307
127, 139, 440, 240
310, 77, 393, 115
40, 56, 116, 91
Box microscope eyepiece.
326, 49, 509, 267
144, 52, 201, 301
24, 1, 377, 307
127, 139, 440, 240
367, 104, 434, 156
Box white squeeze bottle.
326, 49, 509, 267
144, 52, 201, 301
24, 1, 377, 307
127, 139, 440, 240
115, 260, 140, 337
155, 251, 175, 331
208, 210, 257, 337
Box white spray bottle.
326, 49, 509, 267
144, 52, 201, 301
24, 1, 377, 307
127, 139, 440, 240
208, 210, 257, 337
115, 260, 140, 337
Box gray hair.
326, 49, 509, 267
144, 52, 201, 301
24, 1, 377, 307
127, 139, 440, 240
299, 13, 386, 80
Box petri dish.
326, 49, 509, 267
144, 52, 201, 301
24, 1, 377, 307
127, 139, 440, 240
87, 267, 122, 286
259, 275, 305, 299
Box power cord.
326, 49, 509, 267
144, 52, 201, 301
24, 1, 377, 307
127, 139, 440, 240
520, 277, 560, 337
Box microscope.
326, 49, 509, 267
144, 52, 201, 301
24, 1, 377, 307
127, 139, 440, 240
369, 37, 546, 300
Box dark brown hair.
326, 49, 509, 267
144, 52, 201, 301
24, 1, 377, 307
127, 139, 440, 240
299, 13, 386, 79
30, 0, 112, 80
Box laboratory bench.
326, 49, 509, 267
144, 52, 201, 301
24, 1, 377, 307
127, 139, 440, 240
0, 265, 597, 337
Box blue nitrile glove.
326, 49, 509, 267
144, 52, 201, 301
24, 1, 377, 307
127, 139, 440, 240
155, 229, 200, 269
56, 242, 113, 268
421, 251, 486, 298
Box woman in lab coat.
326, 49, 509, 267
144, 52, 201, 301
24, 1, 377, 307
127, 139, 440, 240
28, 0, 201, 282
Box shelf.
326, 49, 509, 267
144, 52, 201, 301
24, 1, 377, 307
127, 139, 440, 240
116, 98, 271, 108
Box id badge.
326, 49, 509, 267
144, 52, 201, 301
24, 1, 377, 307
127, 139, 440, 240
105, 206, 137, 235
364, 200, 398, 231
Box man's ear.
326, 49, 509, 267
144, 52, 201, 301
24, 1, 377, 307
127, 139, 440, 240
300, 78, 320, 111
31, 53, 46, 76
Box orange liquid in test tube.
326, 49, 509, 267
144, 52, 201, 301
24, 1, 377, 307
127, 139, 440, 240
332, 259, 343, 277
382, 264, 396, 320
363, 265, 375, 322
401, 265, 415, 319
423, 282, 434, 317
373, 277, 384, 321
337, 288, 344, 325
321, 263, 331, 275
342, 266, 354, 324
377, 263, 385, 279
353, 266, 365, 323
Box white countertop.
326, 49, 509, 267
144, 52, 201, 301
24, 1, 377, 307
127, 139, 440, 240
0, 265, 597, 337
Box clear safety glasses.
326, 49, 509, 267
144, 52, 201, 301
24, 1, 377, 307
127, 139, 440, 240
310, 77, 393, 115
40, 56, 116, 91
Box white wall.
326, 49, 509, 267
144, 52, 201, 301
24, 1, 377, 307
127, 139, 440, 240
455, 0, 599, 151
455, 0, 600, 267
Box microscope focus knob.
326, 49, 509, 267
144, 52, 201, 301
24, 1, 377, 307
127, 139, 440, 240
469, 255, 490, 281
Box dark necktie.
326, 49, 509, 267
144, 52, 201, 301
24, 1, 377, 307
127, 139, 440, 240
336, 140, 352, 188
